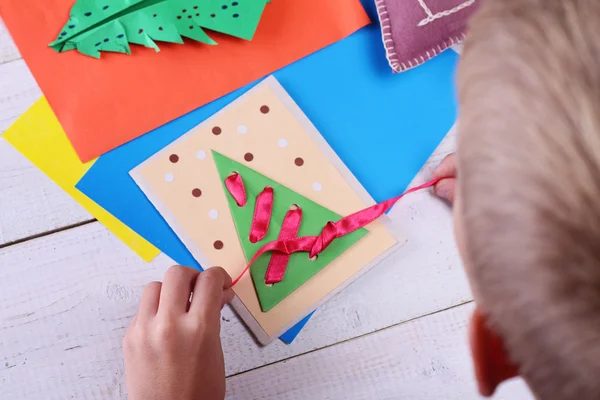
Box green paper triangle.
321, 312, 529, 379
212, 151, 368, 312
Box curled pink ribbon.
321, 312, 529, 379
265, 206, 303, 284
249, 187, 274, 243
225, 173, 247, 207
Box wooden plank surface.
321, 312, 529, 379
0, 56, 94, 246
0, 20, 20, 65
0, 60, 40, 135
0, 138, 93, 246
226, 303, 533, 400
0, 218, 467, 398
0, 217, 530, 399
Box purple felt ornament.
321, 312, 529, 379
375, 0, 480, 72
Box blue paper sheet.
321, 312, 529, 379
76, 0, 458, 343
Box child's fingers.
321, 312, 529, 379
221, 288, 235, 309
433, 153, 457, 179
139, 281, 162, 319
434, 178, 456, 204
188, 267, 232, 323
158, 265, 200, 316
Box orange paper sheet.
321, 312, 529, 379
0, 0, 370, 162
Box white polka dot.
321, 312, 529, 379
312, 182, 323, 192
208, 209, 219, 219
278, 138, 288, 148
237, 125, 248, 134
196, 150, 207, 160
164, 173, 174, 183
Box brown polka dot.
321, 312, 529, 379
244, 152, 254, 162
169, 154, 179, 163
294, 157, 304, 166
260, 105, 270, 114
214, 240, 224, 250
192, 188, 202, 197
212, 126, 222, 135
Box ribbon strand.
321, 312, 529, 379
249, 186, 274, 243
265, 206, 303, 284
225, 173, 247, 207
230, 177, 443, 286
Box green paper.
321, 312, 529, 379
193, 0, 267, 40
213, 151, 368, 312
49, 0, 268, 58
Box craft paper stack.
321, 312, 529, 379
0, 0, 371, 161
1, 0, 459, 343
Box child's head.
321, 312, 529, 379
456, 1, 600, 398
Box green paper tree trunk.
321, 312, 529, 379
49, 0, 269, 58
213, 151, 368, 312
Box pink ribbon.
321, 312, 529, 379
230, 177, 443, 286
265, 207, 303, 284
249, 186, 274, 243
225, 173, 247, 207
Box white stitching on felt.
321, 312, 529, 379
395, 32, 466, 73
417, 0, 475, 26
375, 0, 402, 72
377, 0, 468, 73
417, 0, 435, 18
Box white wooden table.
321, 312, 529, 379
0, 23, 533, 399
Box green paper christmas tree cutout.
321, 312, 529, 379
213, 151, 368, 312
49, 0, 269, 58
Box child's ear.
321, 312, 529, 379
470, 307, 520, 397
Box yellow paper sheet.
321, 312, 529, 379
3, 97, 160, 262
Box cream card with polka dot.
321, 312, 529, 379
131, 77, 404, 344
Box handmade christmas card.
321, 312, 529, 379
131, 77, 403, 343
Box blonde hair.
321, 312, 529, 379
457, 0, 600, 398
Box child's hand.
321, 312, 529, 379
433, 153, 457, 204
124, 266, 234, 400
